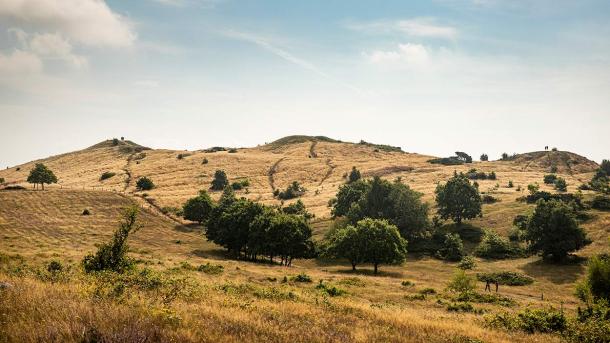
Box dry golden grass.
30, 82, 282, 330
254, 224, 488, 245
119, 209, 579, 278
0, 137, 606, 342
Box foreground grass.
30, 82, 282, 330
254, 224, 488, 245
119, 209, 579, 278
0, 260, 560, 343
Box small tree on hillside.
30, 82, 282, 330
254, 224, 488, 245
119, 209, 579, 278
600, 159, 610, 176
436, 233, 465, 261
325, 218, 407, 274
554, 177, 568, 192
82, 206, 142, 273
183, 190, 214, 224
27, 163, 58, 190
525, 199, 589, 262
435, 173, 482, 225
135, 176, 154, 191
211, 170, 229, 190
455, 152, 473, 163
480, 154, 489, 161
348, 166, 361, 183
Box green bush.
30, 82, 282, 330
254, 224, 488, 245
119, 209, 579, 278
197, 263, 224, 275
485, 308, 567, 333
277, 181, 305, 200
183, 190, 214, 224
82, 206, 141, 273
47, 260, 63, 273
591, 196, 610, 211
231, 179, 250, 190
290, 273, 313, 283
555, 177, 568, 192
446, 270, 476, 294
210, 170, 228, 190
457, 256, 476, 270
482, 194, 499, 204
202, 158, 208, 164
315, 281, 346, 296
474, 230, 523, 259
100, 172, 116, 181
480, 154, 488, 161
135, 177, 154, 191
401, 280, 415, 287
418, 287, 436, 295
446, 302, 481, 314
544, 174, 558, 184
0, 177, 4, 184
508, 180, 514, 188
476, 271, 534, 286
436, 233, 465, 261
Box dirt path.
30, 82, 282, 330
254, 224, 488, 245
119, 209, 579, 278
268, 157, 285, 192
121, 152, 136, 192
309, 141, 318, 158
318, 158, 336, 186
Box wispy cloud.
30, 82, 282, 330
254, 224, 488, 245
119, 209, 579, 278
347, 17, 458, 40
222, 30, 364, 94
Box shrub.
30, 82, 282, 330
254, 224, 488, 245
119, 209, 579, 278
525, 199, 589, 261
435, 173, 482, 225
576, 254, 610, 302
508, 180, 514, 188
488, 171, 497, 180
401, 280, 415, 287
47, 260, 63, 273
290, 273, 313, 283
482, 194, 499, 204
82, 209, 91, 215
446, 270, 476, 294
211, 170, 228, 190
202, 158, 208, 164
474, 230, 523, 259
112, 138, 119, 146
228, 148, 238, 153
457, 256, 476, 270
485, 308, 567, 333
197, 263, 224, 275
428, 157, 464, 165
281, 199, 313, 220
135, 177, 154, 191
82, 206, 141, 273
591, 195, 610, 211
231, 179, 250, 190
100, 172, 116, 181
480, 154, 488, 161
277, 181, 305, 200
348, 166, 361, 183
418, 287, 436, 295
315, 281, 346, 296
446, 302, 480, 314
436, 233, 465, 261
183, 190, 214, 224
455, 152, 473, 163
544, 174, 558, 184
555, 177, 568, 192
476, 271, 534, 286
0, 177, 4, 184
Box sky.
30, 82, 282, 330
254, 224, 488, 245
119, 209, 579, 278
1, 0, 609, 167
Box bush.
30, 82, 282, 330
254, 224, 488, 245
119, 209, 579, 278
47, 260, 63, 273
482, 194, 499, 204
488, 171, 497, 180
576, 254, 610, 302
277, 181, 305, 200
315, 281, 346, 296
100, 172, 116, 181
508, 180, 514, 188
290, 273, 312, 283
475, 230, 523, 259
231, 179, 250, 190
428, 157, 464, 165
211, 170, 228, 190
228, 148, 238, 153
591, 195, 610, 211
135, 177, 154, 191
401, 280, 415, 287
348, 166, 361, 183
197, 263, 224, 275
476, 271, 534, 286
457, 256, 476, 270
418, 287, 436, 295
480, 154, 488, 161
112, 138, 119, 146
82, 209, 91, 216
544, 174, 557, 184
0, 177, 4, 184
446, 270, 476, 294
82, 206, 141, 273
202, 158, 208, 164
555, 177, 568, 192
436, 233, 464, 261
486, 308, 567, 333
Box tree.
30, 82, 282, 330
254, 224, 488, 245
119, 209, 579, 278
205, 186, 236, 244
436, 233, 465, 261
554, 177, 568, 192
211, 170, 229, 190
455, 151, 473, 163
135, 176, 154, 191
82, 206, 141, 272
480, 154, 489, 161
435, 173, 482, 225
600, 159, 610, 176
265, 213, 315, 266
325, 218, 407, 274
329, 179, 370, 218
27, 163, 58, 190
525, 199, 589, 262
281, 199, 313, 221
344, 177, 430, 241
183, 190, 214, 224
348, 166, 361, 183
577, 254, 610, 302
211, 198, 264, 257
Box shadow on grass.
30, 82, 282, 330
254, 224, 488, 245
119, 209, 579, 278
520, 256, 586, 285
191, 248, 228, 260
174, 223, 202, 233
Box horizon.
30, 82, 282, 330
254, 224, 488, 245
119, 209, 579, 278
1, 0, 610, 167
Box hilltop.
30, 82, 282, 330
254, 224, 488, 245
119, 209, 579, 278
0, 136, 599, 218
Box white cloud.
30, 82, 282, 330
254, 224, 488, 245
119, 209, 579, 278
0, 49, 42, 74
365, 43, 431, 66
348, 17, 458, 39
29, 32, 88, 69
0, 0, 136, 47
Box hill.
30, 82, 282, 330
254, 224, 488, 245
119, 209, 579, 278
508, 150, 599, 174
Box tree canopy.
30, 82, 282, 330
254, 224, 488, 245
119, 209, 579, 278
525, 199, 589, 262
26, 163, 58, 190
183, 190, 214, 224
211, 170, 229, 190
324, 218, 407, 274
435, 173, 482, 225
348, 166, 361, 183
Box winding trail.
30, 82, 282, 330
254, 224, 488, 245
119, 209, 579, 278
309, 141, 318, 158
121, 152, 136, 192
318, 158, 336, 186
268, 157, 285, 192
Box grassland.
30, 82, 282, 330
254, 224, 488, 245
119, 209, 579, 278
0, 136, 607, 342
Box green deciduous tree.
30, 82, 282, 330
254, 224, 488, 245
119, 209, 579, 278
348, 166, 361, 183
525, 199, 589, 262
211, 170, 229, 190
436, 233, 465, 261
325, 218, 407, 274
435, 173, 482, 225
26, 163, 58, 190
480, 154, 488, 161
183, 190, 214, 224
135, 176, 154, 191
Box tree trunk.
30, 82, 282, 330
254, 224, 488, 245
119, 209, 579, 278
374, 263, 378, 274
41, 183, 44, 190
351, 262, 356, 271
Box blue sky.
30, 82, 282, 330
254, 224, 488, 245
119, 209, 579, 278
1, 0, 609, 167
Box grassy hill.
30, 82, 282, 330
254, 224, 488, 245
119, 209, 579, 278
0, 136, 607, 342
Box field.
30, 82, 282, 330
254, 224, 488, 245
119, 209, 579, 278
0, 136, 608, 342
